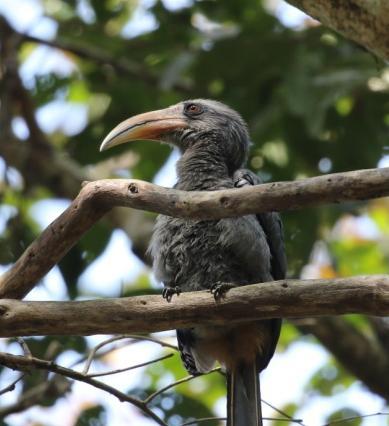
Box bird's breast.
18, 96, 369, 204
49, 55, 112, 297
149, 214, 270, 291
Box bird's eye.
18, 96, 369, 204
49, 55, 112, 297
184, 103, 203, 116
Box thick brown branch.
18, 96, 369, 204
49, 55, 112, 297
287, 0, 389, 60
1, 167, 389, 299
0, 276, 389, 337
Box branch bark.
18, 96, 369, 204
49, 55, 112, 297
0, 276, 388, 337
1, 167, 389, 299
287, 0, 389, 60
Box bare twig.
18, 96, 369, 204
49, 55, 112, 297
2, 167, 389, 299
124, 334, 178, 351
144, 368, 221, 404
83, 335, 131, 374
182, 416, 305, 425
86, 353, 174, 378
0, 374, 24, 396
262, 399, 306, 426
82, 334, 177, 374
16, 338, 31, 357
73, 338, 150, 369
263, 418, 304, 423
0, 351, 168, 426
181, 417, 227, 425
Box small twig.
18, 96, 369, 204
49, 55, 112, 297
145, 374, 195, 405
262, 398, 306, 426
181, 417, 226, 425
82, 334, 177, 375
144, 368, 221, 404
86, 353, 174, 378
262, 419, 304, 423
0, 374, 25, 396
71, 339, 138, 369
16, 338, 31, 357
83, 335, 130, 374
124, 334, 178, 351
181, 416, 305, 426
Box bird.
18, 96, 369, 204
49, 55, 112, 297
100, 99, 287, 426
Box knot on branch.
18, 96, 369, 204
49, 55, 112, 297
128, 183, 139, 194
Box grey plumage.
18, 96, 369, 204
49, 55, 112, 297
147, 100, 286, 425
101, 99, 286, 426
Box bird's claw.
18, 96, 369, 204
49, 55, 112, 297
162, 286, 181, 302
210, 282, 235, 300
234, 172, 254, 188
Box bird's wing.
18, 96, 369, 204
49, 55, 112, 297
234, 169, 287, 280
176, 328, 215, 375
233, 169, 285, 374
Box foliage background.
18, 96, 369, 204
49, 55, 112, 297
1, 0, 389, 425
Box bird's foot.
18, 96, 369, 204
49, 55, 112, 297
162, 286, 181, 302
210, 282, 236, 300
234, 172, 255, 188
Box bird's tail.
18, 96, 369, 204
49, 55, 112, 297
227, 361, 262, 426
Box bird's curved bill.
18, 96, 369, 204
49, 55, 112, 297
99, 107, 187, 152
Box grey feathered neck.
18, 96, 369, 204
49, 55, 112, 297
176, 133, 236, 191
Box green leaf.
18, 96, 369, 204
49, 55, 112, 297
75, 405, 106, 426
325, 407, 362, 426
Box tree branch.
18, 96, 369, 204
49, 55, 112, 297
0, 276, 388, 337
0, 351, 168, 426
1, 167, 389, 299
144, 368, 220, 404
287, 0, 389, 60
85, 353, 174, 378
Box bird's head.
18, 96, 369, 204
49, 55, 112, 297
100, 99, 250, 172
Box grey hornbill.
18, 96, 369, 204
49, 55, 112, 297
100, 100, 287, 426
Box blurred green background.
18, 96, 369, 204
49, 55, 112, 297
1, 0, 389, 425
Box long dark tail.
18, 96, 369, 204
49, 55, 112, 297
227, 361, 262, 426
